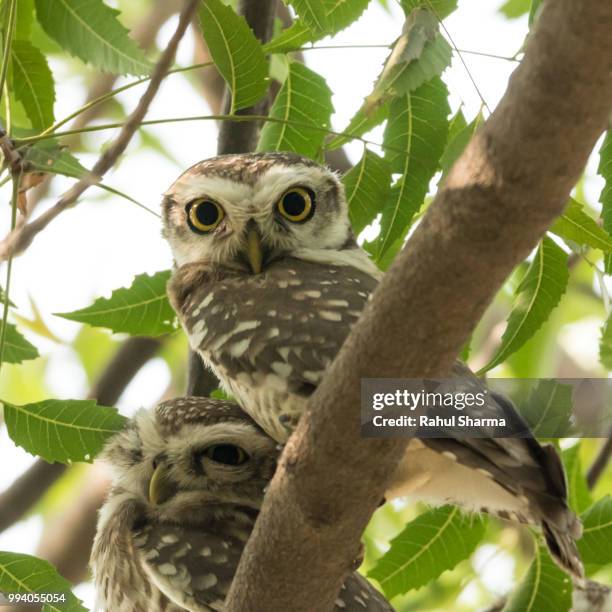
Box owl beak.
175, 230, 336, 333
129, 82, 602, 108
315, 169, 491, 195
245, 221, 264, 275
148, 463, 177, 505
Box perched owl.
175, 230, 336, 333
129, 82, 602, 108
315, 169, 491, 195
91, 397, 394, 612
162, 152, 583, 577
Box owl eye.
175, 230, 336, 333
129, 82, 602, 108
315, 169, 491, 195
201, 444, 249, 466
186, 199, 225, 233
277, 187, 315, 223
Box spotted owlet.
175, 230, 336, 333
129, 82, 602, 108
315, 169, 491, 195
163, 152, 582, 577
91, 397, 393, 611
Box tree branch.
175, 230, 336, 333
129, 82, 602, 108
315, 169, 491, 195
0, 337, 161, 535
0, 0, 200, 262
225, 1, 612, 609
186, 0, 278, 396
587, 428, 612, 489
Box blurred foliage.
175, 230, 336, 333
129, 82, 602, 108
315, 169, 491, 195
0, 0, 611, 610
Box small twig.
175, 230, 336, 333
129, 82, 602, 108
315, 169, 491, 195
587, 428, 612, 489
0, 0, 200, 263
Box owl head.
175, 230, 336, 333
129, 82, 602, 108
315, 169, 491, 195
100, 397, 278, 525
161, 152, 353, 272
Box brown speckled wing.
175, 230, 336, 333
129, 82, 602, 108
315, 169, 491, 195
176, 257, 377, 395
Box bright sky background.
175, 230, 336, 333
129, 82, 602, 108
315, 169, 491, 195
0, 1, 606, 608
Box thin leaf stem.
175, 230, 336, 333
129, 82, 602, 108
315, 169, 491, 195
17, 114, 402, 157
40, 61, 215, 137
0, 0, 17, 110
0, 176, 19, 372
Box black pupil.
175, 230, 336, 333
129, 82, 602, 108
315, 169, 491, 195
209, 444, 243, 465
283, 191, 307, 217
195, 201, 219, 226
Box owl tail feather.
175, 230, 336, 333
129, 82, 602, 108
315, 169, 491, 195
542, 515, 584, 579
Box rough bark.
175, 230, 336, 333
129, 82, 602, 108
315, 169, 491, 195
225, 1, 612, 610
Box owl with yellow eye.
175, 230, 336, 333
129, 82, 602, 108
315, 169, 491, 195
163, 152, 583, 579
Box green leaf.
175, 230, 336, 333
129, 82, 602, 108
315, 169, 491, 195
284, 0, 330, 35
264, 0, 370, 53
14, 0, 35, 39
600, 312, 612, 370
550, 198, 612, 253
9, 40, 55, 130
33, 0, 151, 76
2, 399, 126, 463
503, 545, 572, 612
368, 506, 486, 598
519, 380, 573, 437
440, 111, 484, 178
562, 444, 592, 514
578, 496, 612, 566
24, 143, 87, 179
499, 0, 530, 19
375, 77, 450, 258
598, 132, 612, 273
529, 0, 543, 26
400, 0, 458, 19
327, 101, 389, 150
364, 10, 451, 114
56, 270, 177, 337
0, 552, 86, 611
0, 322, 39, 364
198, 0, 269, 113
257, 62, 333, 158
479, 238, 569, 373
343, 149, 391, 234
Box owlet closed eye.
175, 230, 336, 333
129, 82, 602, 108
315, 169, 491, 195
277, 187, 315, 223
201, 444, 249, 466
186, 199, 225, 233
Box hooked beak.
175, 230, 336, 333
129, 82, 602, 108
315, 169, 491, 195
245, 220, 264, 275
148, 463, 177, 505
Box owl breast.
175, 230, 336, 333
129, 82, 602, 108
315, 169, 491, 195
175, 257, 378, 442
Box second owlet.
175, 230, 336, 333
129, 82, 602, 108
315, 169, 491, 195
163, 152, 582, 577
91, 397, 393, 611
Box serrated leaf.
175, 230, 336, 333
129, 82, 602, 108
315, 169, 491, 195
375, 77, 450, 258
327, 101, 389, 150
368, 506, 486, 598
479, 238, 569, 373
199, 0, 269, 113
9, 40, 55, 130
499, 0, 530, 19
364, 10, 451, 114
0, 322, 39, 364
0, 552, 86, 612
578, 496, 612, 566
562, 444, 592, 514
24, 143, 87, 178
257, 62, 333, 158
2, 399, 126, 463
343, 149, 391, 234
401, 0, 457, 19
285, 0, 330, 35
264, 0, 370, 53
503, 545, 572, 612
33, 0, 151, 76
440, 111, 484, 178
600, 312, 612, 370
56, 271, 177, 337
550, 198, 612, 253
598, 132, 612, 273
520, 380, 573, 437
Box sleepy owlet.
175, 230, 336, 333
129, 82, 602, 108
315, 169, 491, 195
91, 397, 393, 611
162, 152, 583, 577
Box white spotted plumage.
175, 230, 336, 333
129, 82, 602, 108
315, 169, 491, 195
91, 397, 393, 612
163, 152, 583, 579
